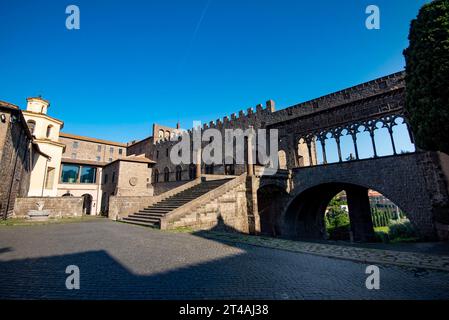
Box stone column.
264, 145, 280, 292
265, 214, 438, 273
336, 137, 343, 162
346, 186, 375, 242
247, 126, 254, 176
246, 176, 260, 234
196, 146, 202, 178
320, 139, 327, 164
306, 140, 313, 166
388, 127, 397, 155
350, 132, 360, 160
369, 130, 378, 158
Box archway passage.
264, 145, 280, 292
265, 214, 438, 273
257, 184, 289, 236
82, 194, 93, 215
283, 183, 376, 242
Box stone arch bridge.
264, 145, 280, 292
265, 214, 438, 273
249, 82, 449, 242
253, 152, 449, 242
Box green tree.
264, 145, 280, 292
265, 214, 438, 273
404, 0, 449, 154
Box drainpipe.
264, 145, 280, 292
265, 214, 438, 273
41, 157, 50, 197
247, 126, 254, 176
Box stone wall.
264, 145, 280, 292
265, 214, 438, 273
13, 197, 83, 218
0, 105, 34, 218
108, 195, 154, 221
126, 136, 153, 159
115, 161, 153, 196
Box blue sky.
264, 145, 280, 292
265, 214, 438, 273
0, 0, 428, 143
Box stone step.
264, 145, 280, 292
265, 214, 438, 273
122, 218, 159, 228
140, 207, 171, 213
156, 200, 192, 204
135, 212, 166, 218
125, 216, 161, 223
122, 179, 233, 229
150, 205, 182, 209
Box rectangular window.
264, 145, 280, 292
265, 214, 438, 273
61, 164, 80, 183
110, 147, 114, 154
73, 141, 79, 149
97, 145, 102, 152
119, 148, 123, 155
80, 166, 97, 184
96, 156, 101, 162
109, 158, 112, 162
71, 153, 77, 159
45, 167, 55, 189
104, 174, 108, 184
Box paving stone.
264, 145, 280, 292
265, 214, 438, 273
0, 220, 448, 300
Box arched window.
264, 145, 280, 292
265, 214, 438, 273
27, 120, 36, 135
158, 130, 164, 139
164, 167, 170, 182
153, 169, 159, 183
278, 150, 287, 170
189, 164, 196, 180
176, 165, 182, 181
46, 125, 53, 138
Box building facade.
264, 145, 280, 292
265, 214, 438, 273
22, 97, 65, 197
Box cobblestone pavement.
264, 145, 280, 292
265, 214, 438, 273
1, 220, 449, 300
197, 232, 449, 272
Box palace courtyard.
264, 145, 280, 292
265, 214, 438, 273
0, 219, 448, 300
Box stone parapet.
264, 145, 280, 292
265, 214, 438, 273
13, 197, 83, 218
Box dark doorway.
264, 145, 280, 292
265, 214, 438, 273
82, 194, 93, 215
257, 185, 289, 236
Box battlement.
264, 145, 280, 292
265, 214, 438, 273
147, 71, 405, 149
277, 71, 405, 120
198, 99, 275, 131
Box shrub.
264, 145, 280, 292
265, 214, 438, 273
388, 221, 417, 240
374, 230, 390, 243
325, 208, 350, 240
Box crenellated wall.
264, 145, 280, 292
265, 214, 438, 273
128, 71, 406, 191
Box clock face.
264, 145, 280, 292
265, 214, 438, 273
129, 177, 138, 186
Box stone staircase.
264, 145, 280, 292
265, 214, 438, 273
122, 178, 232, 228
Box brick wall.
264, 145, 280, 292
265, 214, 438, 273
13, 197, 83, 218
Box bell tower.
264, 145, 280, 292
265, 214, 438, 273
26, 96, 50, 114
